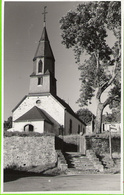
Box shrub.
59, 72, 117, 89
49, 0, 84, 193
4, 131, 54, 137
85, 132, 120, 139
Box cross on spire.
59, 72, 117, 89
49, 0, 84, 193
42, 6, 48, 26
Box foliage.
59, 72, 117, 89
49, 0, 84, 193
60, 2, 121, 132
85, 132, 121, 139
103, 111, 121, 123
106, 1, 121, 41
76, 108, 95, 124
4, 116, 12, 130
4, 131, 54, 137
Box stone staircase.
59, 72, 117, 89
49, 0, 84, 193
56, 150, 68, 171
86, 150, 104, 172
99, 154, 121, 173
64, 151, 104, 173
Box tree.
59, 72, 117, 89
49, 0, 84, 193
60, 2, 121, 133
76, 108, 95, 125
4, 116, 12, 130
103, 109, 121, 123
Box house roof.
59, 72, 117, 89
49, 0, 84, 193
33, 27, 55, 61
14, 106, 53, 125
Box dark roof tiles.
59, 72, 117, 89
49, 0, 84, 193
14, 106, 53, 125
33, 27, 55, 61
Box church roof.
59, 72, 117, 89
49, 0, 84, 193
33, 27, 55, 61
55, 96, 86, 126
14, 106, 53, 124
12, 95, 27, 112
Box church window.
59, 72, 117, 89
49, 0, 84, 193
69, 119, 72, 134
36, 100, 41, 105
24, 124, 34, 132
38, 77, 43, 85
83, 127, 85, 134
78, 125, 80, 134
38, 60, 42, 73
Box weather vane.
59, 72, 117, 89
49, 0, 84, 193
42, 6, 48, 26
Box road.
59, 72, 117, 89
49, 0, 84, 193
3, 173, 121, 192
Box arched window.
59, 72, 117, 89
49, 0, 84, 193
83, 127, 85, 134
69, 119, 72, 134
38, 60, 42, 73
78, 125, 80, 134
36, 100, 41, 105
38, 77, 43, 85
24, 124, 34, 132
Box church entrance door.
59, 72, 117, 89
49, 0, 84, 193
24, 124, 34, 132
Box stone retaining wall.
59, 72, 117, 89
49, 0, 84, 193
85, 135, 120, 155
4, 135, 57, 169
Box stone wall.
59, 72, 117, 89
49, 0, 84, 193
85, 134, 121, 155
4, 135, 57, 169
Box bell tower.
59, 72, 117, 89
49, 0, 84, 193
29, 7, 56, 96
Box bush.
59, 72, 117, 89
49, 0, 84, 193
85, 132, 120, 139
55, 135, 80, 152
4, 131, 54, 137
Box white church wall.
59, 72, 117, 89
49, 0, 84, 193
13, 95, 65, 127
44, 121, 53, 133
65, 111, 85, 135
48, 95, 65, 125
13, 121, 44, 133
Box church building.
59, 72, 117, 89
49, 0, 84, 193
12, 10, 86, 135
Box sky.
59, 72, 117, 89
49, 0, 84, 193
4, 1, 115, 120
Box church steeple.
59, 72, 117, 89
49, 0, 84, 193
33, 26, 55, 65
29, 7, 56, 96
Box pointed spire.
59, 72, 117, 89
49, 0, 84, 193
33, 6, 54, 61
39, 26, 49, 42
33, 26, 55, 61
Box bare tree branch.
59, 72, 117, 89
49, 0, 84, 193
96, 72, 117, 101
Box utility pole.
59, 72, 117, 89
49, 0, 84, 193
109, 125, 112, 159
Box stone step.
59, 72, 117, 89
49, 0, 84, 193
70, 159, 94, 164
75, 166, 95, 170
56, 150, 68, 171
65, 168, 99, 175
73, 162, 94, 165
75, 167, 96, 171
74, 163, 95, 167
64, 151, 104, 172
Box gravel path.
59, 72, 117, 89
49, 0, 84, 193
3, 173, 121, 192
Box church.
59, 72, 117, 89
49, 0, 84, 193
11, 9, 86, 136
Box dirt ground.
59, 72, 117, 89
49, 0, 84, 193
3, 172, 121, 192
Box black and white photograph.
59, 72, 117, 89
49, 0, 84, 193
3, 0, 123, 193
